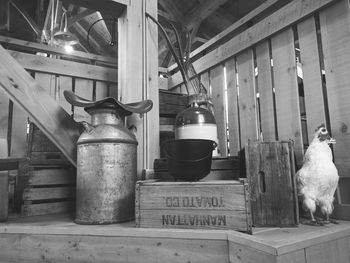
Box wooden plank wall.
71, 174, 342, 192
0, 47, 118, 160
168, 0, 350, 216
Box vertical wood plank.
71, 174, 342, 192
320, 0, 350, 177
34, 73, 55, 98
95, 81, 109, 101
210, 64, 228, 156
297, 17, 326, 143
73, 79, 93, 123
58, 76, 73, 114
145, 0, 160, 168
0, 89, 9, 140
119, 0, 158, 177
200, 71, 210, 94
225, 58, 240, 156
271, 29, 303, 166
256, 40, 276, 141
0, 139, 8, 222
236, 49, 258, 147
9, 104, 27, 157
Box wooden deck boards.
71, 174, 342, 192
0, 214, 349, 262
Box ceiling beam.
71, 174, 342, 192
158, 0, 186, 26
184, 0, 228, 31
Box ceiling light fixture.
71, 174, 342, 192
53, 11, 79, 46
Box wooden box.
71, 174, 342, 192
245, 141, 299, 227
135, 180, 252, 233
27, 122, 70, 165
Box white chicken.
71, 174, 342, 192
296, 124, 339, 225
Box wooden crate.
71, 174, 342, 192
245, 141, 299, 227
27, 122, 70, 165
152, 156, 241, 181
21, 167, 76, 216
135, 180, 252, 233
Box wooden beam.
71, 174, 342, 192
0, 36, 118, 65
0, 45, 80, 167
9, 50, 118, 82
168, 0, 281, 72
184, 0, 228, 31
169, 0, 340, 88
158, 0, 186, 26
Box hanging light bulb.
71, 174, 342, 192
64, 45, 74, 53
53, 11, 79, 46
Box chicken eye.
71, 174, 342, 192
321, 128, 326, 133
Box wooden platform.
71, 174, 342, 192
0, 214, 350, 262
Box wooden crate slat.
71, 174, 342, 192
23, 186, 75, 201
320, 0, 350, 178
136, 180, 251, 232
28, 168, 75, 186
210, 64, 228, 156
236, 49, 258, 146
271, 28, 304, 166
225, 58, 240, 156
297, 17, 327, 143
21, 201, 75, 216
73, 78, 93, 123
256, 40, 276, 141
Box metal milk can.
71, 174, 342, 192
64, 91, 153, 224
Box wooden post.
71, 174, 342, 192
118, 0, 159, 178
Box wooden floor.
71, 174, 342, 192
0, 214, 350, 263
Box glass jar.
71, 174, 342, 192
174, 94, 218, 142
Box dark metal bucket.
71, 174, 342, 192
164, 139, 217, 181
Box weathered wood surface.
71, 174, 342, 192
271, 29, 303, 166
245, 141, 298, 227
0, 139, 8, 221
135, 180, 252, 232
236, 49, 258, 145
0, 45, 80, 167
256, 40, 276, 141
1, 214, 350, 262
225, 58, 240, 156
210, 65, 228, 156
297, 17, 327, 142
320, 0, 350, 177
0, 35, 119, 65
9, 51, 118, 82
